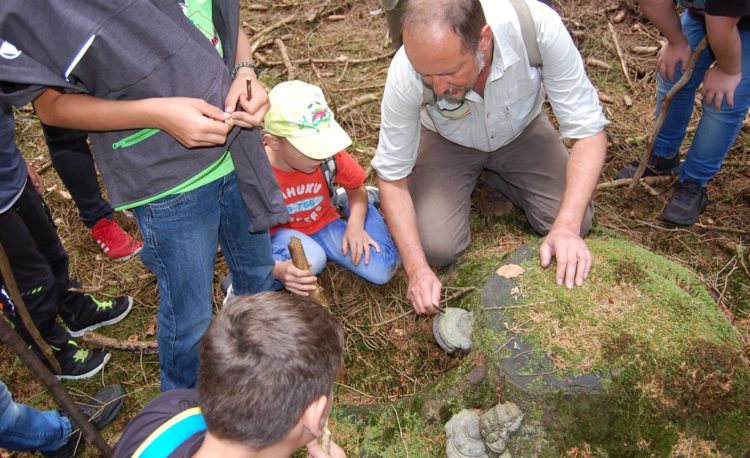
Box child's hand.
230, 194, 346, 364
25, 160, 44, 194
158, 98, 232, 147
341, 227, 380, 266
273, 260, 318, 296
701, 66, 741, 111
306, 440, 347, 458
224, 73, 270, 128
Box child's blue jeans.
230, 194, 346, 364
134, 171, 275, 391
653, 12, 750, 186
271, 203, 400, 285
0, 382, 71, 452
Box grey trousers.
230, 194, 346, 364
408, 114, 594, 266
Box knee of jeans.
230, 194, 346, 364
308, 250, 327, 275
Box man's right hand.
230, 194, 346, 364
657, 38, 692, 82
407, 267, 442, 315
306, 440, 347, 458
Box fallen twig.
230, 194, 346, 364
69, 273, 155, 294
608, 22, 633, 88
338, 93, 378, 115
260, 52, 394, 68
274, 38, 296, 80
693, 223, 748, 235
80, 332, 158, 354
596, 175, 672, 190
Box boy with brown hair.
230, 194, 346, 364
113, 292, 346, 458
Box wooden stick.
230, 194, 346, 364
69, 272, 154, 294
0, 244, 60, 373
608, 22, 633, 88
287, 236, 328, 307
80, 331, 158, 354
274, 38, 296, 81
0, 315, 113, 456
260, 52, 394, 68
627, 37, 709, 192
286, 237, 331, 453
596, 175, 672, 190
338, 93, 378, 115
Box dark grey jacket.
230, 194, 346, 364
0, 0, 288, 231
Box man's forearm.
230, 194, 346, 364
640, 0, 686, 43
552, 131, 607, 232
33, 88, 161, 131
706, 15, 742, 75
377, 176, 430, 277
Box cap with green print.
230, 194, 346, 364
264, 80, 352, 160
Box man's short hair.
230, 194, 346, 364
197, 292, 344, 448
402, 0, 487, 52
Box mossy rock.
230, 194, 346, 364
481, 234, 750, 456
324, 234, 749, 457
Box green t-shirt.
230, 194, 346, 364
116, 0, 233, 210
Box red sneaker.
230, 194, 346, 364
90, 218, 143, 261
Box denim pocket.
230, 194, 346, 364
143, 190, 196, 212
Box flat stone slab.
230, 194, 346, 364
483, 245, 604, 394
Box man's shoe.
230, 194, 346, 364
661, 179, 708, 226
66, 295, 133, 337
90, 218, 143, 261
54, 341, 111, 380
616, 154, 681, 180
41, 384, 125, 458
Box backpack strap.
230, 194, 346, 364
131, 407, 206, 458
421, 0, 542, 106
508, 0, 542, 67
320, 155, 337, 197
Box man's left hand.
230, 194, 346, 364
539, 228, 592, 288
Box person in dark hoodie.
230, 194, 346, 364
0, 0, 289, 391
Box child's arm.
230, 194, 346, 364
33, 88, 232, 148
639, 0, 691, 82
702, 14, 742, 111
341, 185, 380, 266
272, 259, 318, 296
224, 28, 270, 128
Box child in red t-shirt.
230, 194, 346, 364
263, 81, 400, 295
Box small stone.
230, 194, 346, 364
445, 410, 488, 458
433, 307, 474, 354
479, 402, 524, 455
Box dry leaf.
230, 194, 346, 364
496, 264, 525, 278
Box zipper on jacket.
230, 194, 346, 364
112, 128, 160, 149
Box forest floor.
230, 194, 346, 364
2, 0, 748, 456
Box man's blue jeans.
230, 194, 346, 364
0, 382, 71, 452
133, 171, 275, 391
271, 203, 400, 285
653, 12, 750, 186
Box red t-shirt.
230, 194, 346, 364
272, 150, 366, 235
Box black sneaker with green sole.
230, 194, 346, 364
66, 295, 132, 337
53, 340, 111, 380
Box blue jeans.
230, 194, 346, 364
271, 204, 400, 285
133, 172, 275, 391
653, 12, 750, 186
0, 382, 71, 452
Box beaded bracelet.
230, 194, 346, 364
231, 61, 257, 79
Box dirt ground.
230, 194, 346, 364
2, 0, 749, 456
